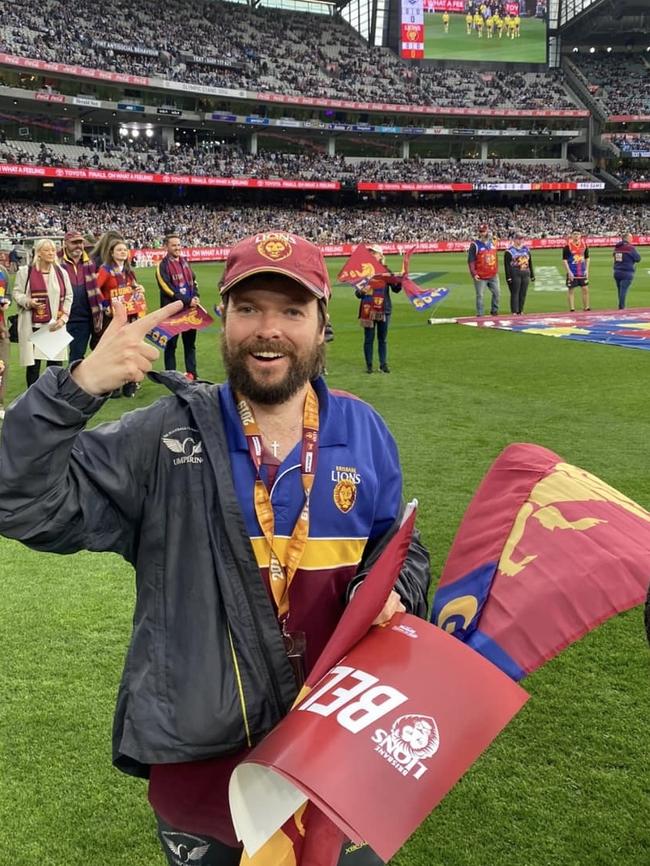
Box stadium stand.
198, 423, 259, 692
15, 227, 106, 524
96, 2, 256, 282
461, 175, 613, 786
0, 139, 595, 184
0, 0, 577, 109
611, 136, 650, 154
610, 166, 650, 184
0, 199, 646, 247
570, 54, 650, 116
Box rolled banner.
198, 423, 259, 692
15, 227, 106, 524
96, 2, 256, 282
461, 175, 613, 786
229, 613, 528, 864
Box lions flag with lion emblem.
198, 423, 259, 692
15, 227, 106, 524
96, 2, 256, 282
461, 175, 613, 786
432, 442, 650, 679
337, 244, 449, 313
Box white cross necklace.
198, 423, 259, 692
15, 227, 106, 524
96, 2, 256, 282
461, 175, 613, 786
270, 440, 280, 459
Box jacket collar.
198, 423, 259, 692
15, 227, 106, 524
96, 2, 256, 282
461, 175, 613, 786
148, 372, 348, 451
60, 249, 90, 265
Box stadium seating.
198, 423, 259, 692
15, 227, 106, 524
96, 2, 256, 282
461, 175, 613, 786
571, 54, 650, 116
0, 0, 577, 109
0, 198, 643, 247
0, 139, 595, 184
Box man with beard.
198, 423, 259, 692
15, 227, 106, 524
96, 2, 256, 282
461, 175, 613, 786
0, 231, 430, 866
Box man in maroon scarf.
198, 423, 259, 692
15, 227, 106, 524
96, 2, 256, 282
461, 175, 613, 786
58, 229, 102, 364
156, 234, 200, 380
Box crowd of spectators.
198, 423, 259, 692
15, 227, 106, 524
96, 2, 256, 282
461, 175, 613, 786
572, 55, 650, 117
0, 0, 576, 109
611, 136, 650, 154
0, 139, 594, 184
1, 199, 646, 249
609, 165, 650, 184
353, 158, 589, 183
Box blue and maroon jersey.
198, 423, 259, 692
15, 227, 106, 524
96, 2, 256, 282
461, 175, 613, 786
469, 239, 498, 279
563, 240, 589, 278
218, 376, 402, 672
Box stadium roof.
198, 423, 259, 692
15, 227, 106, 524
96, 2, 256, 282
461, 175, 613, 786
558, 0, 650, 32
228, 0, 338, 13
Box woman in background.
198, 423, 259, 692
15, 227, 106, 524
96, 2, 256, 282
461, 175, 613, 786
13, 238, 73, 388
96, 237, 147, 397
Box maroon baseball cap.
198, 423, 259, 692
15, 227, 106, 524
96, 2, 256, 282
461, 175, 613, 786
478, 224, 489, 233
64, 230, 84, 242
219, 231, 331, 303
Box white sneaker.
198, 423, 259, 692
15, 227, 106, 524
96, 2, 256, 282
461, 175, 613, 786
0, 408, 5, 420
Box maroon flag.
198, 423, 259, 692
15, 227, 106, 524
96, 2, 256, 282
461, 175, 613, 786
146, 304, 214, 349
231, 613, 528, 864
235, 504, 419, 866
308, 503, 417, 686
337, 245, 392, 289
432, 443, 650, 679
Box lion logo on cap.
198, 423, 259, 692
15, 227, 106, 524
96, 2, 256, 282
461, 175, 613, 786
257, 232, 294, 262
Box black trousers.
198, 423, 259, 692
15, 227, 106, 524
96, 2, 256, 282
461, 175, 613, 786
155, 815, 383, 866
508, 270, 530, 314
26, 359, 62, 388
164, 329, 197, 376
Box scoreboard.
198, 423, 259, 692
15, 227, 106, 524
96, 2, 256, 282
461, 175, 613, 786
400, 0, 425, 59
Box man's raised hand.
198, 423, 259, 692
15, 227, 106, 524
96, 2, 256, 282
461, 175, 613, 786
71, 300, 183, 397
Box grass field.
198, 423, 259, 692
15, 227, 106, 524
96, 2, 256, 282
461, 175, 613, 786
1, 247, 650, 866
424, 13, 547, 62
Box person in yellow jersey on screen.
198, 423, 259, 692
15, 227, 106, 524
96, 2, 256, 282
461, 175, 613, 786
466, 9, 473, 33
442, 10, 450, 31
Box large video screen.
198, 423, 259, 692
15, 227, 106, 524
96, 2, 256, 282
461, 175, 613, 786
421, 0, 547, 63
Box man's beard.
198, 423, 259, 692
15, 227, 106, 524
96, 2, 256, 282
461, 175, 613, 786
221, 337, 325, 405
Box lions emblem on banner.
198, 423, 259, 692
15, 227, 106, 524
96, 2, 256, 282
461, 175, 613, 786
390, 714, 440, 761
333, 479, 357, 513
256, 232, 294, 262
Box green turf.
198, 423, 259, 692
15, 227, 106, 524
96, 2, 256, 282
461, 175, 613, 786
423, 13, 547, 63
1, 248, 650, 865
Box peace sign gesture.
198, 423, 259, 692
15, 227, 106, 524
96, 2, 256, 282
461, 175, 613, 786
71, 300, 184, 397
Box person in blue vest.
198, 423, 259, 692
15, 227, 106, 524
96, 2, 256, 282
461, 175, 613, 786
612, 233, 641, 310
504, 230, 535, 315
468, 224, 499, 317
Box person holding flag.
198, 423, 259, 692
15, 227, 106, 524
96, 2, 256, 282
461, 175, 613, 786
96, 237, 147, 397
468, 224, 500, 317
355, 244, 402, 373
156, 233, 201, 381
0, 230, 430, 866
562, 229, 590, 312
